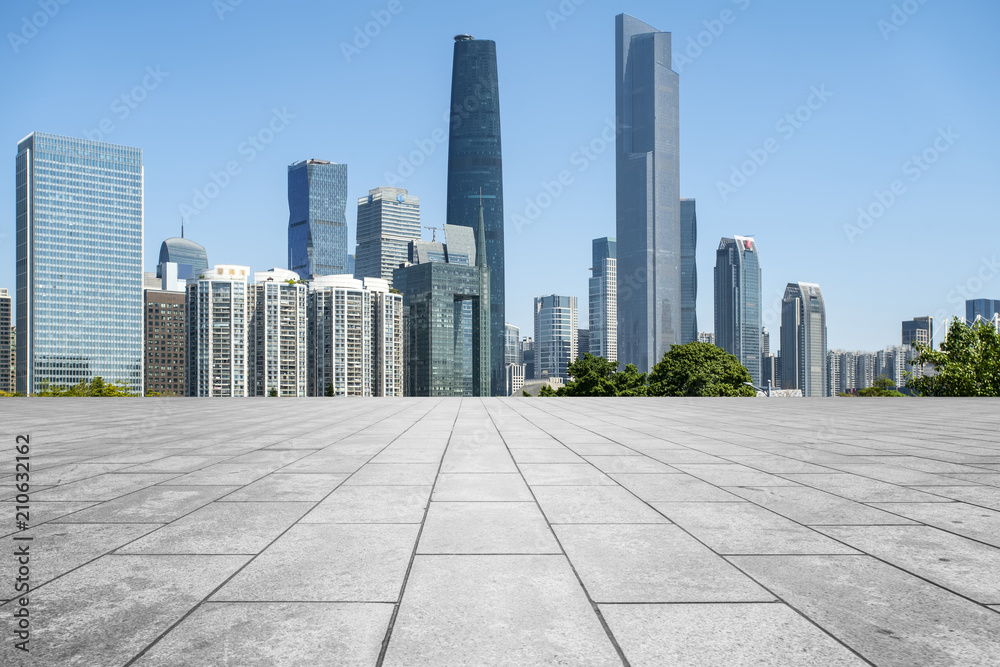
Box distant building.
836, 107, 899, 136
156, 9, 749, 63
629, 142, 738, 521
0, 289, 10, 393
780, 282, 827, 397
715, 236, 763, 386
309, 275, 403, 397
577, 329, 591, 361
288, 159, 349, 278
249, 269, 308, 397
681, 199, 698, 344
902, 316, 933, 381
187, 265, 250, 397
826, 351, 840, 397
157, 233, 209, 281
762, 353, 780, 391
505, 324, 521, 366
534, 295, 578, 382
7, 326, 13, 392
588, 237, 617, 361
697, 332, 715, 345
144, 266, 187, 396
966, 299, 1000, 325
521, 338, 535, 381
506, 363, 525, 397
16, 132, 144, 395
355, 187, 421, 286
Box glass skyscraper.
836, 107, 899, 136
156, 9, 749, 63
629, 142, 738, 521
681, 199, 698, 344
157, 235, 208, 280
616, 14, 682, 373
780, 282, 827, 397
355, 187, 421, 286
288, 159, 349, 279
589, 237, 617, 361
16, 132, 143, 395
714, 236, 762, 386
446, 34, 505, 396
966, 299, 1000, 324
534, 295, 578, 381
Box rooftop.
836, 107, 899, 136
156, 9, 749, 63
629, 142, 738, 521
3, 398, 999, 665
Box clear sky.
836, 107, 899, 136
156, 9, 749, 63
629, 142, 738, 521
1, 0, 997, 351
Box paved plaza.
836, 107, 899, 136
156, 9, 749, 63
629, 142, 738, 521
2, 397, 1000, 666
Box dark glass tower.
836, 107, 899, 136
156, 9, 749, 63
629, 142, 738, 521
680, 199, 698, 344
714, 237, 762, 386
616, 14, 681, 372
446, 34, 505, 396
288, 159, 349, 279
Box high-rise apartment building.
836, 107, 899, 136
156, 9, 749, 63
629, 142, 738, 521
681, 199, 698, 344
144, 267, 187, 396
697, 332, 715, 345
589, 237, 617, 361
186, 265, 250, 397
250, 269, 308, 397
780, 282, 827, 397
447, 34, 506, 396
355, 187, 421, 286
826, 351, 841, 398
0, 289, 10, 393
309, 275, 403, 397
16, 132, 143, 395
902, 316, 933, 381
966, 299, 1000, 324
7, 326, 13, 392
288, 159, 349, 278
394, 220, 490, 397
534, 295, 578, 381
616, 14, 681, 372
715, 237, 763, 386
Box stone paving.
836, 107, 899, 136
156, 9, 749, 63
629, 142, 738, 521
2, 397, 1000, 666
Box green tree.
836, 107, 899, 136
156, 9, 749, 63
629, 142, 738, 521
521, 389, 531, 397
647, 342, 756, 397
908, 318, 1000, 396
325, 382, 335, 397
538, 383, 558, 397
856, 376, 906, 397
36, 377, 135, 397
268, 388, 279, 397
560, 354, 621, 397
613, 363, 648, 397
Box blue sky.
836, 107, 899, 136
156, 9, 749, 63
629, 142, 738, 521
1, 0, 997, 351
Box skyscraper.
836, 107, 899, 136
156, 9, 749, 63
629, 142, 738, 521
144, 269, 187, 397
288, 159, 349, 278
681, 199, 698, 344
902, 316, 933, 381
534, 295, 578, 381
780, 282, 827, 397
16, 132, 143, 395
249, 269, 308, 397
714, 236, 762, 386
966, 299, 1000, 324
186, 265, 250, 397
157, 232, 208, 281
0, 289, 10, 393
616, 14, 681, 372
447, 34, 505, 396
589, 237, 617, 361
355, 187, 421, 285
504, 323, 521, 365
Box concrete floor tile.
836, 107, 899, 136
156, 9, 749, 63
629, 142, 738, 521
382, 555, 620, 666
510, 448, 585, 463
51, 486, 239, 523
32, 473, 181, 501
533, 486, 668, 524
909, 485, 1000, 511
824, 463, 981, 486
727, 486, 918, 525
0, 501, 97, 532
519, 463, 617, 486
369, 448, 445, 464
611, 473, 742, 502
213, 524, 418, 602
641, 449, 729, 464
432, 473, 534, 502
583, 455, 675, 473
303, 485, 431, 523
602, 603, 868, 666
164, 463, 276, 486
281, 453, 373, 473
343, 463, 439, 485
781, 473, 952, 503
672, 463, 801, 487
219, 473, 348, 501
869, 502, 1000, 547
122, 456, 232, 474
418, 502, 560, 554
440, 445, 518, 473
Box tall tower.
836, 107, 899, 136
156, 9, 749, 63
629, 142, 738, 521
589, 237, 617, 361
534, 295, 578, 381
288, 159, 349, 278
446, 34, 505, 396
714, 237, 762, 386
16, 132, 144, 395
616, 14, 682, 372
355, 187, 421, 285
780, 282, 827, 397
680, 199, 698, 344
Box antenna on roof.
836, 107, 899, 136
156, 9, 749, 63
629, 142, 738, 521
181, 217, 185, 239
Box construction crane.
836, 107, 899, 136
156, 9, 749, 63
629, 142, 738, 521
424, 226, 445, 242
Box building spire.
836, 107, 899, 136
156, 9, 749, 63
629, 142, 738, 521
181, 216, 184, 239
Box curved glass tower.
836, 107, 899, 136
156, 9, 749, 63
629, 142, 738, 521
446, 34, 505, 396
288, 159, 349, 279
157, 237, 208, 279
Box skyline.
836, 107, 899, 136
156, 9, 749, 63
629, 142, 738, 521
2, 0, 998, 352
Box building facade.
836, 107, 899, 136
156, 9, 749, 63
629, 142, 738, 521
144, 268, 187, 396
355, 187, 421, 286
697, 332, 715, 345
681, 199, 698, 344
249, 269, 308, 397
505, 362, 525, 397
589, 237, 617, 361
288, 159, 349, 278
504, 323, 521, 366
0, 289, 10, 393
967, 299, 1000, 324
780, 282, 827, 397
186, 265, 250, 397
521, 337, 535, 380
616, 14, 681, 372
157, 235, 208, 281
447, 34, 505, 396
534, 295, 578, 381
902, 316, 933, 382
714, 236, 763, 386
16, 132, 143, 395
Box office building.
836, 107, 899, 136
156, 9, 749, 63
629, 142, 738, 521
144, 266, 187, 396
521, 338, 535, 381
506, 362, 525, 397
697, 332, 715, 345
250, 269, 308, 397
715, 237, 763, 386
589, 237, 617, 361
157, 229, 208, 281
0, 289, 10, 393
7, 326, 13, 392
902, 316, 933, 381
504, 324, 521, 365
616, 14, 681, 372
534, 295, 578, 381
780, 282, 827, 397
309, 275, 403, 398
762, 353, 779, 391
447, 34, 506, 396
355, 187, 421, 286
681, 199, 698, 344
577, 329, 590, 361
966, 299, 1000, 324
288, 159, 349, 278
394, 216, 490, 397
16, 132, 143, 395
186, 265, 250, 397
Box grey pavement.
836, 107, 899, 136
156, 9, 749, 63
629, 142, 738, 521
1, 397, 999, 666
